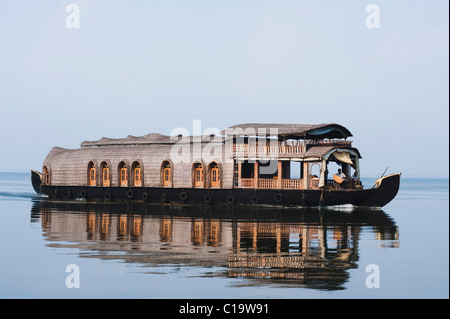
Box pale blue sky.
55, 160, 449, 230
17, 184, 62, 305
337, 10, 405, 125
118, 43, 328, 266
0, 1, 448, 178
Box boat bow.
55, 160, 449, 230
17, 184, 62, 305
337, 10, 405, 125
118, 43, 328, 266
360, 173, 402, 207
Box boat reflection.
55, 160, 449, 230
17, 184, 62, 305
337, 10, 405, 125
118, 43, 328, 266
31, 201, 399, 291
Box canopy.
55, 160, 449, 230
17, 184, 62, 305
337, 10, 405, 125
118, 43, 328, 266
222, 123, 353, 140
319, 148, 360, 188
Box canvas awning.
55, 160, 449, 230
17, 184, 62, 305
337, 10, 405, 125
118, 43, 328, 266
331, 151, 354, 165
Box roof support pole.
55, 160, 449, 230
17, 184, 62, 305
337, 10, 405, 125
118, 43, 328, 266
237, 160, 242, 188
277, 160, 282, 189
254, 161, 259, 189
319, 159, 327, 188
303, 162, 309, 189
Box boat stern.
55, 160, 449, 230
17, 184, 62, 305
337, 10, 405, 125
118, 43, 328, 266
31, 170, 43, 194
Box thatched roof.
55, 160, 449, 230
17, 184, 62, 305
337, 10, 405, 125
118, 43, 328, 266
222, 123, 352, 140
80, 123, 352, 147
81, 133, 226, 147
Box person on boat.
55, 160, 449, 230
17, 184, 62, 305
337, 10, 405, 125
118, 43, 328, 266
352, 169, 362, 188
335, 169, 347, 189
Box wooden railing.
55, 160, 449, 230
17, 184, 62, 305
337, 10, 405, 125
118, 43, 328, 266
233, 140, 351, 156
307, 140, 352, 146
241, 178, 255, 188
258, 178, 278, 189
240, 178, 304, 189
233, 144, 305, 155
282, 179, 303, 189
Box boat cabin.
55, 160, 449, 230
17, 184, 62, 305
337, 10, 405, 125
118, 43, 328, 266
40, 123, 362, 191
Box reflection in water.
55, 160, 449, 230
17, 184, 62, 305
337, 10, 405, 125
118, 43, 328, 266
31, 201, 399, 291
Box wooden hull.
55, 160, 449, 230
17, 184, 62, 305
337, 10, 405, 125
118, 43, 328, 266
32, 171, 401, 208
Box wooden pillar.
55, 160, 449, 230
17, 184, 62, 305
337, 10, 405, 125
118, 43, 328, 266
303, 161, 309, 189
276, 225, 281, 253
254, 161, 259, 188
237, 160, 242, 188
277, 160, 282, 189
252, 223, 257, 251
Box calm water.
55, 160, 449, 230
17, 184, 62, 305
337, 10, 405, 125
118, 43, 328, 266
0, 172, 448, 299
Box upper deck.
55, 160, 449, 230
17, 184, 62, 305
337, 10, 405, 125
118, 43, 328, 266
233, 139, 353, 159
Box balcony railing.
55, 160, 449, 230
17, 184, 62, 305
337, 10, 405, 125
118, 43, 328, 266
233, 144, 305, 156
258, 178, 278, 189
241, 178, 255, 188
233, 140, 351, 157
281, 179, 303, 189
240, 178, 304, 190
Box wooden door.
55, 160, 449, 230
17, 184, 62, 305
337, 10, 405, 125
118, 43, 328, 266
89, 167, 96, 186
134, 167, 142, 186
211, 167, 220, 188
120, 167, 128, 187
43, 166, 50, 185
103, 167, 110, 187
195, 166, 204, 188
163, 167, 171, 187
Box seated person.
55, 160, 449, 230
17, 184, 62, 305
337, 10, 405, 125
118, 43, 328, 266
334, 169, 347, 188
352, 170, 362, 187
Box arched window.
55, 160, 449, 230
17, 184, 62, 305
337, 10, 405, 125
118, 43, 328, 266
88, 162, 96, 186
42, 166, 50, 185
118, 162, 128, 187
161, 161, 172, 187
209, 162, 220, 188
132, 161, 142, 187
193, 162, 204, 188
101, 162, 110, 187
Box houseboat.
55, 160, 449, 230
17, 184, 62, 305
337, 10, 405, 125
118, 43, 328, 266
31, 123, 401, 207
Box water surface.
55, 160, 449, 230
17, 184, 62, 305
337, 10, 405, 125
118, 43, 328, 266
0, 172, 448, 299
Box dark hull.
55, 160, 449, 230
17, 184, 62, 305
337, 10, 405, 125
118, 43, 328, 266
32, 171, 401, 208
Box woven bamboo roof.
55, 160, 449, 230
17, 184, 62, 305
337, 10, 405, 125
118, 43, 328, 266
80, 123, 352, 147
81, 133, 226, 147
